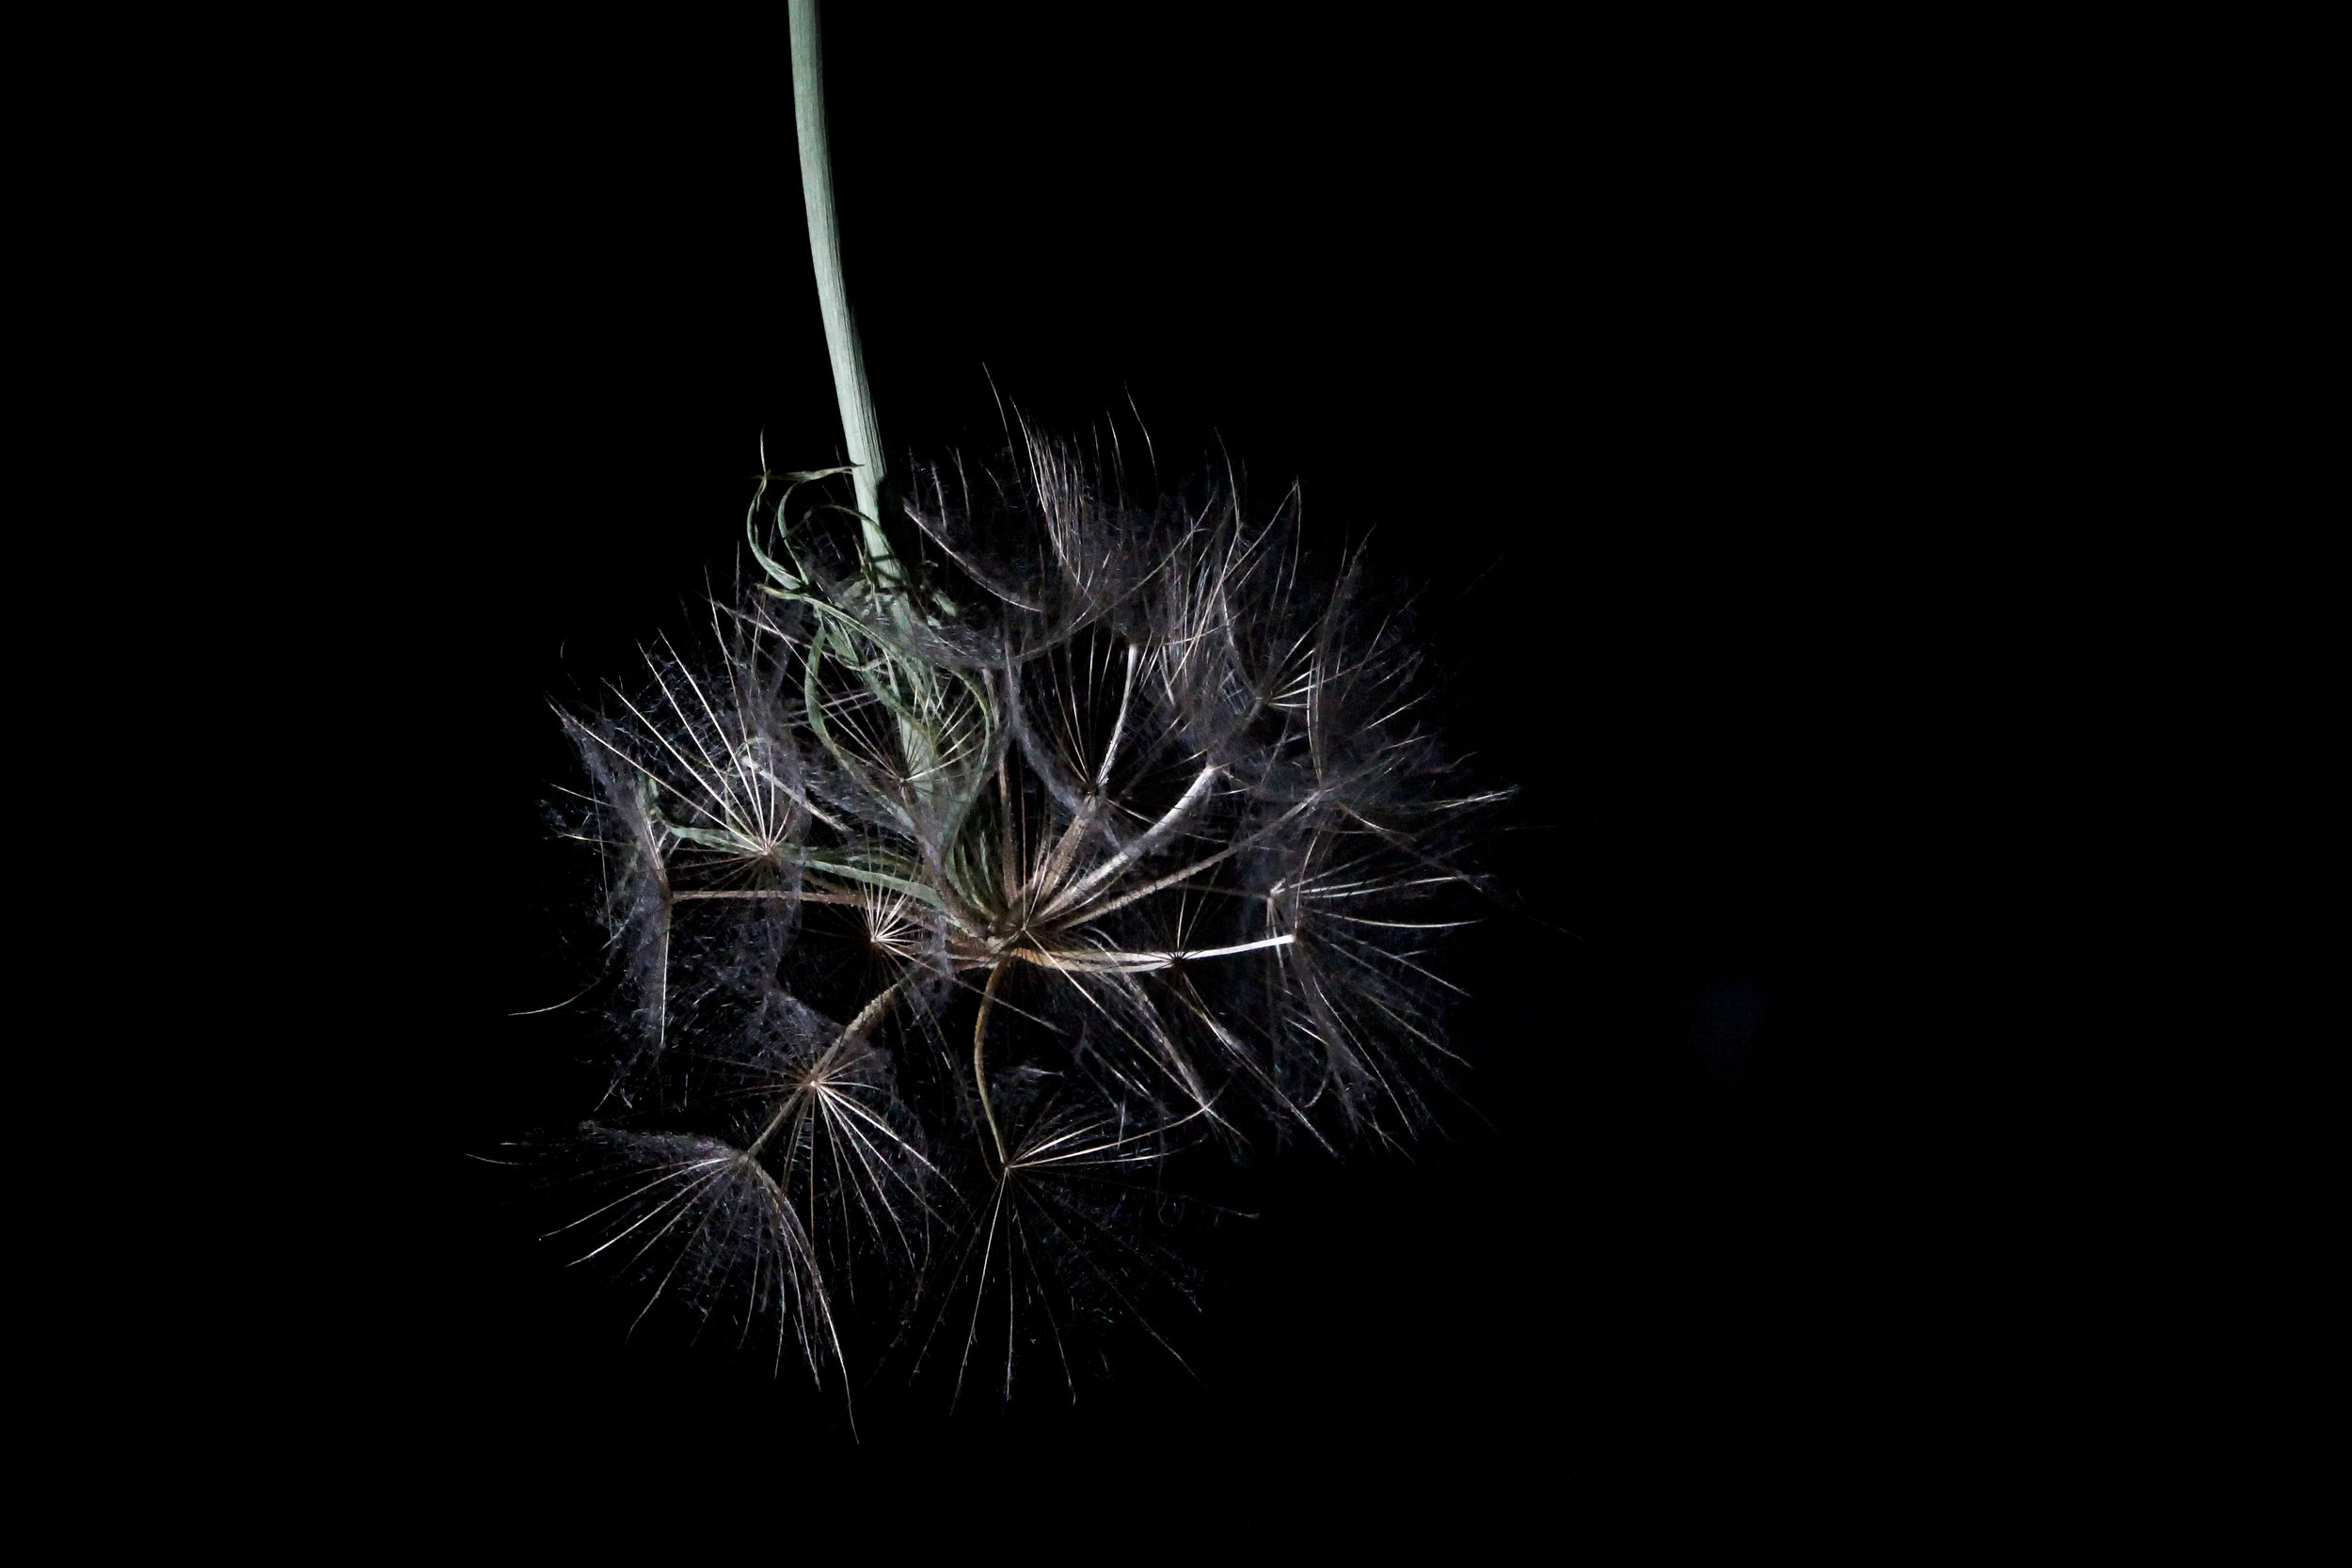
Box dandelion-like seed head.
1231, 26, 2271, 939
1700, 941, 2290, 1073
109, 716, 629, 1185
546, 430, 1497, 1401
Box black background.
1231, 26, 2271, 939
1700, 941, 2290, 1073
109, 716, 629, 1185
326, 4, 1980, 1547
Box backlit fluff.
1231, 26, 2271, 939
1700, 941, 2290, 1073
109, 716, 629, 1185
549, 432, 1494, 1399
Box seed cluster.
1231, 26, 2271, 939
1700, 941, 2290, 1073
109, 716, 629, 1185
549, 436, 1490, 1397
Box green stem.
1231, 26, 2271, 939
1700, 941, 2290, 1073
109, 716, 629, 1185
789, 0, 898, 586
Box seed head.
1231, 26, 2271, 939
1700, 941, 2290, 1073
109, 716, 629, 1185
545, 430, 1499, 1399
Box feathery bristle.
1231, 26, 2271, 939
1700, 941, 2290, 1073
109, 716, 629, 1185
543, 431, 1497, 1398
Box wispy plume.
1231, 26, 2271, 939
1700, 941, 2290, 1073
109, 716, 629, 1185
539, 433, 1497, 1400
